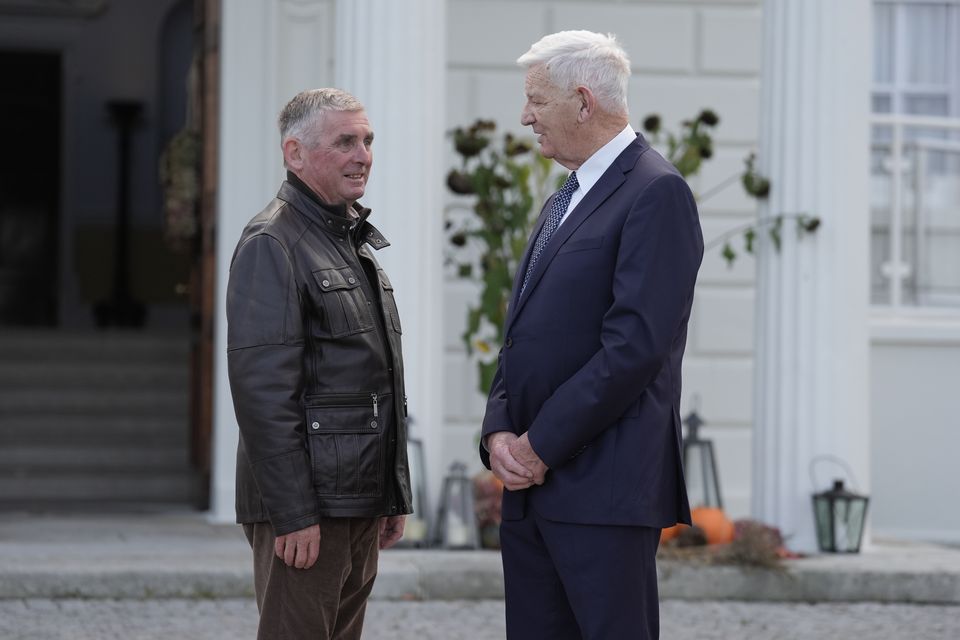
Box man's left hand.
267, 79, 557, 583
379, 515, 406, 550
509, 433, 548, 485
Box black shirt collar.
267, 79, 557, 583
282, 172, 388, 250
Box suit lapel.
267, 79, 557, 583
508, 136, 649, 325
505, 196, 553, 329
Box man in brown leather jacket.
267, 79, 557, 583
226, 88, 412, 640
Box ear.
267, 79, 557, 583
575, 86, 597, 124
282, 137, 304, 170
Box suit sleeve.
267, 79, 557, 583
478, 349, 513, 469
226, 234, 319, 535
527, 173, 703, 468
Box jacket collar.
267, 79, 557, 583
277, 179, 390, 250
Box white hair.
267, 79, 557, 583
517, 30, 630, 116
277, 88, 364, 147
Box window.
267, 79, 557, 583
871, 0, 960, 309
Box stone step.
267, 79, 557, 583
0, 361, 189, 390
0, 470, 204, 505
0, 330, 191, 363
0, 389, 189, 417
0, 330, 199, 510
0, 415, 189, 446
0, 445, 191, 470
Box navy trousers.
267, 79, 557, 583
499, 507, 661, 640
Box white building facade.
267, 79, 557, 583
210, 0, 960, 548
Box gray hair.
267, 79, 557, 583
277, 88, 365, 148
517, 31, 630, 116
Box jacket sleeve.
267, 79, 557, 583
478, 350, 513, 469
226, 233, 318, 535
527, 173, 704, 468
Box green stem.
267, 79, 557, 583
703, 213, 812, 252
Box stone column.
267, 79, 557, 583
752, 0, 872, 552
335, 0, 447, 518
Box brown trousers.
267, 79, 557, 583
243, 518, 380, 640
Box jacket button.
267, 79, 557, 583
321, 279, 330, 287
311, 421, 320, 430
348, 277, 356, 284
370, 420, 378, 429
505, 337, 513, 348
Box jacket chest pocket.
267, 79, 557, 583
311, 267, 374, 338
306, 393, 384, 498
377, 269, 402, 334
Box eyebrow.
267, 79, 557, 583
334, 132, 374, 145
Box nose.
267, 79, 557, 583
354, 142, 371, 165
520, 103, 534, 126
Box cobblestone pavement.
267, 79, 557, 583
1, 599, 959, 639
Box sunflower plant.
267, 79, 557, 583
444, 119, 556, 394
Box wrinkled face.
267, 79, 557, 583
520, 65, 582, 168
296, 109, 373, 207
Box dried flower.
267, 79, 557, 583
447, 169, 475, 195
642, 114, 661, 134
698, 109, 720, 126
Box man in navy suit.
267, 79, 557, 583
479, 31, 703, 639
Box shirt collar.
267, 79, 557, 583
573, 124, 637, 197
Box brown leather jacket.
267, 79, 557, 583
227, 180, 411, 535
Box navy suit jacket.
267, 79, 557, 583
479, 134, 703, 528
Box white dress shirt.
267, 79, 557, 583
557, 124, 637, 228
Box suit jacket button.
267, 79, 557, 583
505, 337, 513, 348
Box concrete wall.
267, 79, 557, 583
443, 0, 763, 519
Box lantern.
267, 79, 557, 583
435, 461, 479, 549
682, 402, 723, 509
812, 479, 869, 553
400, 427, 429, 547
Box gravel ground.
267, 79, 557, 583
1, 598, 959, 639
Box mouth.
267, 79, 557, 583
345, 173, 365, 181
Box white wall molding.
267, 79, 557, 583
335, 0, 447, 520
209, 0, 335, 524
752, 0, 872, 552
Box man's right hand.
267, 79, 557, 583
487, 432, 536, 491
274, 523, 321, 569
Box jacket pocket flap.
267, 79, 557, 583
557, 235, 604, 254
306, 399, 381, 434
313, 266, 362, 292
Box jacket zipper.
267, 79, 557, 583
308, 392, 380, 417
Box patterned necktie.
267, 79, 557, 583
521, 171, 579, 294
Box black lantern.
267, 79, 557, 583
435, 461, 479, 549
400, 427, 430, 547
812, 479, 869, 553
682, 400, 723, 509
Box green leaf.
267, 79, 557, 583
770, 217, 782, 251
478, 360, 499, 395
744, 227, 756, 254
721, 242, 737, 267
458, 263, 473, 278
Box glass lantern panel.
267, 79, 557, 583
684, 443, 721, 509
843, 499, 868, 552
814, 497, 834, 551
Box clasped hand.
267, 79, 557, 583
487, 432, 548, 491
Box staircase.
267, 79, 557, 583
0, 330, 204, 511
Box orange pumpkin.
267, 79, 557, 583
659, 523, 687, 544
690, 507, 735, 545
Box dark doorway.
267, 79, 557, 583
0, 51, 61, 326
